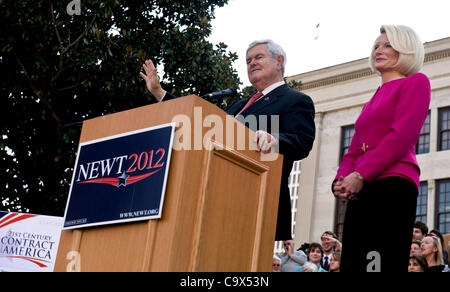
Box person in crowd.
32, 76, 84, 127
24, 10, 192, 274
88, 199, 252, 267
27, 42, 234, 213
421, 235, 445, 272
410, 239, 422, 255
412, 221, 428, 241
279, 240, 307, 272
429, 229, 449, 265
272, 255, 281, 272
296, 242, 327, 272
331, 25, 431, 272
300, 261, 318, 272
140, 40, 316, 242
297, 242, 310, 254
321, 231, 341, 271
408, 254, 429, 272
329, 252, 341, 272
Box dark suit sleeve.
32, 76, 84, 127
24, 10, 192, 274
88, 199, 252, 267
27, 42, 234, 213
277, 93, 316, 161
162, 91, 179, 101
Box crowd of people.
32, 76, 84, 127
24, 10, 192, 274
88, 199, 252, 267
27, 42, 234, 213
273, 224, 450, 272
407, 221, 449, 272
273, 231, 342, 272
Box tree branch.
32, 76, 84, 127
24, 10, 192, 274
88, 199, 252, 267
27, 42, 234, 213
15, 56, 63, 130
62, 14, 97, 55
49, 3, 97, 92
56, 83, 80, 92
50, 3, 64, 53
16, 4, 97, 139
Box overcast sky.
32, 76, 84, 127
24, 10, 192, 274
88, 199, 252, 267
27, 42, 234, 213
209, 0, 450, 87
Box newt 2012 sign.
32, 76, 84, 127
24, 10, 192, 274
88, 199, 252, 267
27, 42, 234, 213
63, 123, 175, 229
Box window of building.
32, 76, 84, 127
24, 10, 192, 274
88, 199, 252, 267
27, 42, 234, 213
416, 111, 430, 154
438, 107, 450, 151
416, 182, 428, 223
334, 125, 355, 240
340, 125, 355, 162
289, 161, 301, 240
436, 179, 450, 234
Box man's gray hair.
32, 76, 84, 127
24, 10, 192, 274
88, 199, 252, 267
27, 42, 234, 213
301, 261, 318, 272
247, 39, 287, 75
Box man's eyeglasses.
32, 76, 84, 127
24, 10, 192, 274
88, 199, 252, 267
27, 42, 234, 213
272, 263, 280, 267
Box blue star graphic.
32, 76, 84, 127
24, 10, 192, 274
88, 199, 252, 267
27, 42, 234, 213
117, 173, 129, 187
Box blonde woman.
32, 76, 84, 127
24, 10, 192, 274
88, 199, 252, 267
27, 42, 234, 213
421, 235, 445, 272
332, 25, 431, 272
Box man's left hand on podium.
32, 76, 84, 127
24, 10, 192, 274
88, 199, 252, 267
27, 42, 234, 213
254, 130, 278, 154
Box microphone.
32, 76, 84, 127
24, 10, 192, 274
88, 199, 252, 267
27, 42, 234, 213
201, 88, 237, 100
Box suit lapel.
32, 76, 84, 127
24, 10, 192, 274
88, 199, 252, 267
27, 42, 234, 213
226, 99, 248, 115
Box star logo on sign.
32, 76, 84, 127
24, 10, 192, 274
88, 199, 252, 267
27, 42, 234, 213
117, 173, 129, 187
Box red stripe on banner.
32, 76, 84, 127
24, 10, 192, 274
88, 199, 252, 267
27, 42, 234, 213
0, 212, 19, 225
2, 256, 50, 268
127, 169, 161, 184
0, 214, 38, 229
76, 169, 161, 187
77, 177, 119, 186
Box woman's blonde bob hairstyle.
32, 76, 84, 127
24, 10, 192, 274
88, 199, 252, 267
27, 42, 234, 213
369, 25, 424, 76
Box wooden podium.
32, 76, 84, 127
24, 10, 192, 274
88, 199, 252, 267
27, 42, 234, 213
54, 95, 283, 272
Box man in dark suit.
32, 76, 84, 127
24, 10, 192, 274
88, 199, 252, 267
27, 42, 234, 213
140, 39, 315, 241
